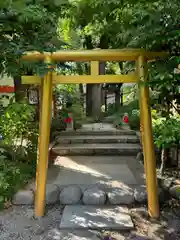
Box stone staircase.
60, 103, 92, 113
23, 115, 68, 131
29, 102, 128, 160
47, 124, 144, 239
52, 128, 141, 156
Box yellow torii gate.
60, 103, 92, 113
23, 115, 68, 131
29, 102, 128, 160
21, 49, 167, 219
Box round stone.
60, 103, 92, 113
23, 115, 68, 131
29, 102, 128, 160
134, 186, 168, 204
169, 185, 180, 200
13, 190, 34, 205
82, 188, 106, 205
45, 184, 60, 204
59, 186, 82, 204
107, 188, 134, 205
134, 186, 147, 203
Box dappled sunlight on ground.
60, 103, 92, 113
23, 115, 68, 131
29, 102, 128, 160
60, 205, 133, 229
53, 156, 138, 187
55, 156, 110, 178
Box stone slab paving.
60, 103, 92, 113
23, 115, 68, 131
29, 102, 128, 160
53, 156, 138, 186
60, 205, 134, 230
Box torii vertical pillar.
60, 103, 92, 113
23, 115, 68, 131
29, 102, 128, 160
35, 57, 53, 217
137, 55, 159, 218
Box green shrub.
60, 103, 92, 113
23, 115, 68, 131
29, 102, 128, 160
107, 99, 139, 117
70, 102, 85, 122
152, 116, 180, 149
151, 109, 160, 120
128, 109, 140, 130
107, 103, 116, 115
65, 102, 85, 129
0, 101, 38, 161
114, 108, 140, 130
152, 115, 180, 175
0, 101, 38, 208
51, 111, 66, 132
0, 150, 34, 209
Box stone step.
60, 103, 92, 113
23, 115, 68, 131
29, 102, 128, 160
102, 116, 115, 123
60, 205, 134, 230
56, 135, 140, 144
52, 143, 141, 156
54, 129, 136, 136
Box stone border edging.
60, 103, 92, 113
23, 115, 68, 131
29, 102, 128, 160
12, 183, 174, 206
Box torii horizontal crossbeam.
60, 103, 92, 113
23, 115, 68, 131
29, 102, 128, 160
22, 49, 168, 62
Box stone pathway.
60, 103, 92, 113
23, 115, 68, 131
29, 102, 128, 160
49, 123, 144, 238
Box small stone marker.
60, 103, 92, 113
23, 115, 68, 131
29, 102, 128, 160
60, 205, 134, 230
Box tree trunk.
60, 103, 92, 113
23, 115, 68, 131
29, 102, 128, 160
91, 61, 105, 119
13, 76, 28, 102
120, 89, 123, 106
160, 148, 168, 176
91, 84, 101, 119
84, 34, 108, 118
115, 89, 120, 111
79, 84, 84, 107
178, 147, 180, 169
86, 84, 93, 116
115, 84, 122, 111
118, 62, 123, 107
79, 84, 84, 95
84, 35, 93, 116
14, 69, 33, 102
105, 91, 107, 112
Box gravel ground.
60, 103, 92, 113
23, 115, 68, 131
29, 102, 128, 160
130, 205, 180, 240
0, 205, 64, 240
0, 203, 179, 240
